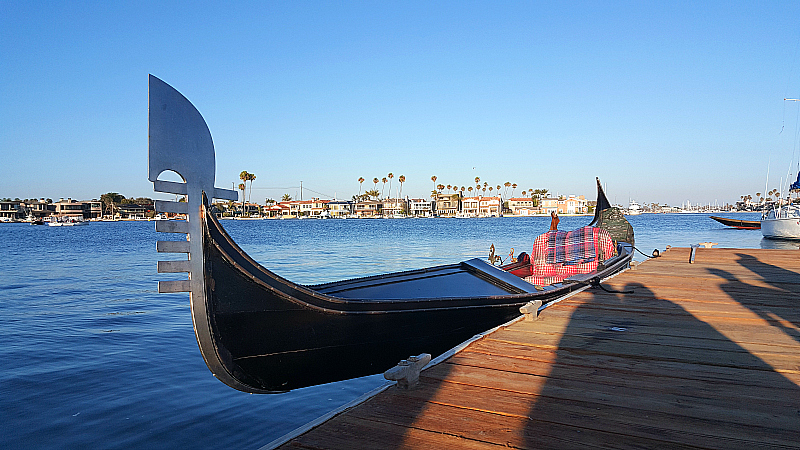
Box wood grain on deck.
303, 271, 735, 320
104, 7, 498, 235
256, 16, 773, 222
277, 247, 800, 449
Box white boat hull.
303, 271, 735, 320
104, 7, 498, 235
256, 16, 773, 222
761, 217, 800, 239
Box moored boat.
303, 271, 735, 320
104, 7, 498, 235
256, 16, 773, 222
761, 204, 800, 239
47, 216, 88, 226
148, 75, 635, 394
710, 215, 761, 230
761, 172, 800, 239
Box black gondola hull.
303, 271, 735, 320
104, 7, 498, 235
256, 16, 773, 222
201, 202, 631, 393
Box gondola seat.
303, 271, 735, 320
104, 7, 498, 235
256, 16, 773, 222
524, 226, 615, 286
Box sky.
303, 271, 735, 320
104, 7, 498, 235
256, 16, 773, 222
2, 1, 800, 207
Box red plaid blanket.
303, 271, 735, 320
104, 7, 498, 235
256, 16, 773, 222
545, 226, 595, 265
524, 226, 615, 286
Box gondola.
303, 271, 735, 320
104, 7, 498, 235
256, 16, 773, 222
709, 215, 761, 230
148, 75, 634, 394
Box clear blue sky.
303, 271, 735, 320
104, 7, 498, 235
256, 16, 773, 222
2, 1, 800, 206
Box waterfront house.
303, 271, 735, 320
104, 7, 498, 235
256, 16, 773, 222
478, 196, 502, 217
263, 203, 290, 218
286, 198, 330, 218
557, 195, 588, 214
24, 199, 57, 219
539, 197, 559, 214
382, 198, 408, 217
461, 197, 480, 217
117, 202, 154, 220
353, 200, 382, 217
327, 200, 352, 218
507, 197, 538, 216
242, 202, 262, 217
434, 193, 461, 217
54, 198, 102, 219
408, 198, 434, 217
0, 200, 23, 221
309, 198, 330, 217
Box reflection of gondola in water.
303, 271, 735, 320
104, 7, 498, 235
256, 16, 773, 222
148, 75, 635, 394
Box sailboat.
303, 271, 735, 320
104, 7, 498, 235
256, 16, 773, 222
761, 172, 800, 239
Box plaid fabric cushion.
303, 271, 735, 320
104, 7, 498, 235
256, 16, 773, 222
545, 226, 596, 265
524, 227, 615, 286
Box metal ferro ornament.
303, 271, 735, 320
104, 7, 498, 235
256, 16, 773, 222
147, 75, 251, 391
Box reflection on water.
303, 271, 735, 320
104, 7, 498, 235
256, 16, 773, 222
760, 237, 800, 250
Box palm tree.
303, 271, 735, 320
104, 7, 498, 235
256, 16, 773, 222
358, 177, 365, 195
504, 182, 511, 198
281, 194, 292, 202
521, 190, 527, 197
437, 184, 445, 193
430, 189, 438, 199
398, 175, 406, 198
388, 173, 394, 198
430, 176, 437, 196
381, 177, 387, 198
488, 186, 494, 195
468, 186, 473, 195
447, 184, 452, 194
365, 189, 380, 200
373, 178, 379, 192
769, 188, 779, 203
238, 183, 246, 215
511, 183, 517, 197
460, 186, 465, 195
239, 171, 250, 212
247, 172, 256, 205
474, 176, 480, 185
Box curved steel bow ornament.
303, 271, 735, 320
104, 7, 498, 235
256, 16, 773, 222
148, 75, 248, 391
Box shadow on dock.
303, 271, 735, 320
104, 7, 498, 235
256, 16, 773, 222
709, 252, 800, 345
279, 248, 800, 448
524, 281, 800, 447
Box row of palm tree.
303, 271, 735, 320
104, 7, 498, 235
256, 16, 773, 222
742, 188, 782, 205
428, 176, 549, 204
355, 174, 551, 205
357, 173, 406, 201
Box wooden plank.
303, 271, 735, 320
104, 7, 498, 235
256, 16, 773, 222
282, 414, 500, 449
345, 391, 683, 450
447, 348, 800, 409
420, 361, 800, 433
345, 387, 793, 450
509, 319, 800, 353
457, 343, 800, 388
272, 248, 800, 449
488, 327, 800, 358
395, 379, 797, 448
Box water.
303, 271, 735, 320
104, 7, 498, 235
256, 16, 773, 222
0, 212, 786, 448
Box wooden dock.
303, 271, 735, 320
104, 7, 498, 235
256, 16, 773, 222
273, 247, 800, 449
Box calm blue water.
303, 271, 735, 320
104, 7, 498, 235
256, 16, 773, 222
0, 212, 785, 448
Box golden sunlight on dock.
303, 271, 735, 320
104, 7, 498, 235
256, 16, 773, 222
275, 247, 800, 449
